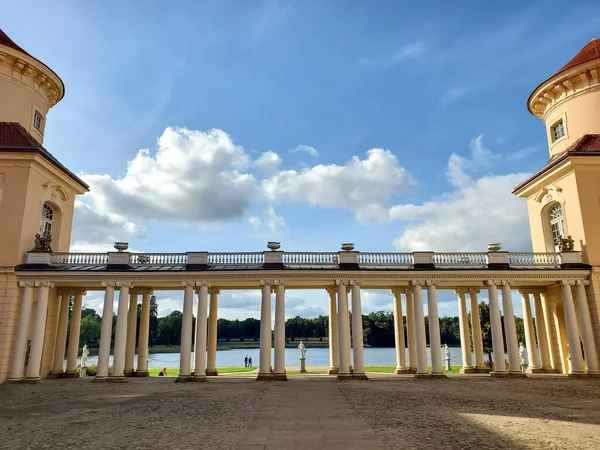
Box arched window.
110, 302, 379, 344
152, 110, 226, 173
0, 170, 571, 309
548, 203, 565, 252
40, 203, 54, 237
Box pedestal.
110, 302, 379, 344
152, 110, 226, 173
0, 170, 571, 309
444, 358, 451, 371
80, 366, 87, 378
300, 358, 306, 373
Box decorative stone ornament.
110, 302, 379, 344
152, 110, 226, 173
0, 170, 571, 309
559, 235, 575, 252
267, 241, 281, 251
31, 233, 53, 252
488, 243, 501, 252
341, 243, 355, 251
114, 242, 129, 252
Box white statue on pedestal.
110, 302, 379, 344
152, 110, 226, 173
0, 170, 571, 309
81, 344, 89, 368
444, 344, 450, 360
298, 341, 306, 359
519, 342, 526, 366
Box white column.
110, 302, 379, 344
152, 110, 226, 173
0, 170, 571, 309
520, 291, 540, 371
327, 288, 339, 374
392, 289, 407, 373
206, 288, 220, 376
533, 292, 552, 370
560, 281, 585, 374
575, 281, 599, 374
178, 282, 194, 379
456, 289, 473, 371
50, 293, 69, 375
427, 282, 444, 376
486, 281, 507, 375
501, 281, 522, 375
258, 281, 272, 379
193, 282, 209, 381
469, 290, 485, 370
412, 281, 428, 375
405, 290, 417, 371
337, 281, 351, 378
136, 291, 152, 375
351, 282, 366, 378
124, 291, 139, 375
25, 282, 51, 380
273, 282, 287, 379
9, 282, 35, 380
97, 282, 115, 378
66, 291, 84, 374
112, 282, 132, 378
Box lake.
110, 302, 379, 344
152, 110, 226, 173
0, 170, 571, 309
73, 346, 474, 369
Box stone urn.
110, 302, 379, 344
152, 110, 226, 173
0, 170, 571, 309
267, 241, 281, 251
341, 243, 355, 251
487, 243, 501, 252
114, 242, 129, 252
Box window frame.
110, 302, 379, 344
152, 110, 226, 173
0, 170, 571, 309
40, 203, 54, 238
32, 110, 44, 134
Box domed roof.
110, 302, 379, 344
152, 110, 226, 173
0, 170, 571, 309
551, 38, 600, 79
0, 28, 33, 58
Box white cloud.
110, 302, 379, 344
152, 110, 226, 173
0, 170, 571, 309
291, 145, 319, 157
248, 207, 284, 232
390, 136, 532, 252
254, 150, 282, 174
360, 42, 429, 68
262, 148, 416, 222
249, 216, 261, 229
81, 127, 259, 225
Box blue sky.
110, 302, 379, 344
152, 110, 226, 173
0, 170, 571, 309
4, 0, 599, 319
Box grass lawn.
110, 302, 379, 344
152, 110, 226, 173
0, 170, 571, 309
147, 367, 256, 376
364, 365, 463, 374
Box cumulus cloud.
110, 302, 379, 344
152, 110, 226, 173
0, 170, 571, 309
262, 149, 415, 222
291, 145, 319, 157
248, 207, 284, 232
390, 136, 532, 252
82, 127, 259, 225
254, 150, 282, 174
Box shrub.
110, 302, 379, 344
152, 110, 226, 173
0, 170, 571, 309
83, 365, 113, 376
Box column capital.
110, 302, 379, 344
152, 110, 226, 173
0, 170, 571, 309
208, 288, 221, 295
272, 280, 287, 286
197, 280, 211, 288
517, 289, 531, 296
454, 288, 468, 296
500, 280, 512, 286
575, 280, 590, 286
411, 280, 426, 287
559, 280, 576, 286
101, 281, 117, 288
132, 288, 154, 295
335, 280, 351, 286
326, 287, 337, 295
40, 281, 53, 288
425, 280, 438, 287
115, 281, 133, 288
259, 279, 279, 286
18, 280, 37, 288
466, 288, 481, 295
485, 280, 502, 286
349, 280, 362, 287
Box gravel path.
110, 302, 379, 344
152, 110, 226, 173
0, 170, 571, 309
1, 375, 599, 449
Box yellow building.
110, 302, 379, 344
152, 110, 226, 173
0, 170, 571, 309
0, 29, 599, 383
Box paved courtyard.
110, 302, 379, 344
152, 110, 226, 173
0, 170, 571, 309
1, 375, 599, 449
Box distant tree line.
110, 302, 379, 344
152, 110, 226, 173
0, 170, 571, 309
66, 297, 526, 353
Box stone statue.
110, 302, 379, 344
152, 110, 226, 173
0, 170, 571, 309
519, 342, 526, 366
81, 344, 89, 367
298, 341, 306, 359
559, 235, 575, 252
31, 233, 52, 252
444, 344, 450, 360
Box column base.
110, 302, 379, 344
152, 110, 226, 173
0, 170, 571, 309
430, 373, 447, 378
47, 371, 64, 379
206, 370, 218, 376
123, 370, 135, 377
414, 373, 432, 379
508, 371, 527, 378
328, 368, 339, 375
135, 370, 150, 377
459, 367, 477, 374
394, 368, 411, 374
93, 376, 110, 382
568, 372, 591, 378
6, 377, 25, 383
525, 367, 546, 374
475, 367, 491, 373
352, 373, 368, 380
256, 373, 272, 381
106, 376, 126, 382
490, 371, 510, 377
272, 373, 287, 381
191, 375, 207, 382
588, 372, 600, 378
62, 371, 79, 378
336, 373, 353, 380
175, 375, 193, 382
23, 377, 41, 383
408, 368, 417, 374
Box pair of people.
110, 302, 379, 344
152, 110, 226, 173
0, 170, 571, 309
244, 355, 253, 367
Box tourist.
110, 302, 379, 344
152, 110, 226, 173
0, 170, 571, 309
162, 367, 167, 376
244, 355, 248, 367
248, 356, 252, 367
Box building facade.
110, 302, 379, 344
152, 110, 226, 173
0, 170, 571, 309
0, 30, 599, 383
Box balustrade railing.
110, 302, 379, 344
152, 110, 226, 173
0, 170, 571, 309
283, 252, 338, 264
358, 252, 413, 266
207, 252, 264, 265
508, 252, 562, 267
130, 253, 187, 265
50, 253, 109, 265
433, 252, 488, 267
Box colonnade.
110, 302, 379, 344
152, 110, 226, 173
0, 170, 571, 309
8, 277, 600, 382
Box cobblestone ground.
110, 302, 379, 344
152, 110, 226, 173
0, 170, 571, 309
0, 375, 599, 449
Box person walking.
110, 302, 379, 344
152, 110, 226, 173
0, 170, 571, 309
244, 355, 248, 367
248, 356, 253, 367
